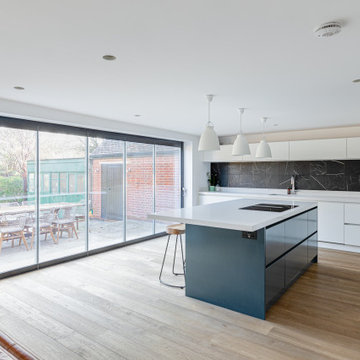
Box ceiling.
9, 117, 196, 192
0, 0, 359, 136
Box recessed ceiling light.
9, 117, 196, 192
352, 79, 360, 83
102, 55, 116, 61
14, 86, 25, 90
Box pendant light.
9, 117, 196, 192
232, 108, 250, 156
198, 94, 220, 151
255, 117, 272, 158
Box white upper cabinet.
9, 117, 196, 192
289, 138, 346, 161
265, 141, 289, 162
346, 137, 360, 159
201, 137, 360, 163
202, 144, 243, 162
202, 142, 289, 162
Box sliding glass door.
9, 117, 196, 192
39, 131, 86, 262
88, 137, 125, 249
0, 117, 183, 276
0, 126, 37, 273
155, 145, 182, 233
126, 142, 154, 240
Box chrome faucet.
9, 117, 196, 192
290, 175, 296, 194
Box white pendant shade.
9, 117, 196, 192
256, 139, 272, 158
198, 124, 220, 151
255, 117, 272, 158
232, 134, 250, 155
198, 94, 220, 151
232, 108, 250, 156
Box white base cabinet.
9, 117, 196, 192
318, 202, 344, 244
344, 225, 360, 246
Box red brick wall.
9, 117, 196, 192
90, 152, 180, 220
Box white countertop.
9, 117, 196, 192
149, 199, 317, 232
199, 188, 360, 204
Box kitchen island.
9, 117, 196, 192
150, 199, 318, 319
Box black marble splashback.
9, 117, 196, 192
211, 160, 360, 191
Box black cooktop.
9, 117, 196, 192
240, 203, 298, 212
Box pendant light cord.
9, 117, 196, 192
206, 94, 214, 126
239, 108, 244, 134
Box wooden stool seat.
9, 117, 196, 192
166, 224, 185, 235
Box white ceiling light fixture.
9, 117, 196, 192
314, 22, 342, 38
232, 108, 250, 156
198, 94, 220, 151
255, 117, 272, 158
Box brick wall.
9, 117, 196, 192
90, 153, 180, 220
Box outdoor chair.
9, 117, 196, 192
0, 216, 29, 254
74, 206, 85, 230
28, 211, 57, 249
52, 207, 78, 243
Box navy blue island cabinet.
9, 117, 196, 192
185, 207, 318, 319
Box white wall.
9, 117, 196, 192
0, 97, 209, 207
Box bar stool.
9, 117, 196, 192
159, 223, 186, 289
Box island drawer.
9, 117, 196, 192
285, 240, 307, 287
307, 233, 318, 262
266, 257, 285, 305
265, 222, 285, 265
307, 208, 318, 236
284, 212, 308, 251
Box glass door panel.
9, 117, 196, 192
39, 132, 86, 262
155, 145, 181, 233
88, 138, 125, 249
0, 127, 37, 273
126, 142, 154, 240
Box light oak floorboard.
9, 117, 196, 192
0, 238, 359, 360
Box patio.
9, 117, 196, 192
0, 218, 164, 274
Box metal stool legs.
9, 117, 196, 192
159, 234, 186, 289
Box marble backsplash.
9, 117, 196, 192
211, 160, 360, 191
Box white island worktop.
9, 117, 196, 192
150, 198, 317, 232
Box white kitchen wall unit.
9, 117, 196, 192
202, 145, 243, 162
202, 142, 289, 162
344, 203, 360, 225
344, 225, 360, 246
346, 137, 360, 159
318, 202, 344, 244
264, 141, 289, 162
240, 143, 257, 162
289, 139, 347, 161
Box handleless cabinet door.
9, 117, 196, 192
285, 241, 307, 287
344, 225, 360, 246
346, 138, 360, 159
265, 222, 285, 265
307, 208, 318, 236
307, 233, 318, 262
284, 212, 307, 251
318, 202, 344, 244
289, 139, 346, 160
266, 257, 285, 305
344, 203, 360, 225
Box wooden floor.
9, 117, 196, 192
0, 237, 359, 360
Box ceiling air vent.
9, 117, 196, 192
314, 22, 342, 38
